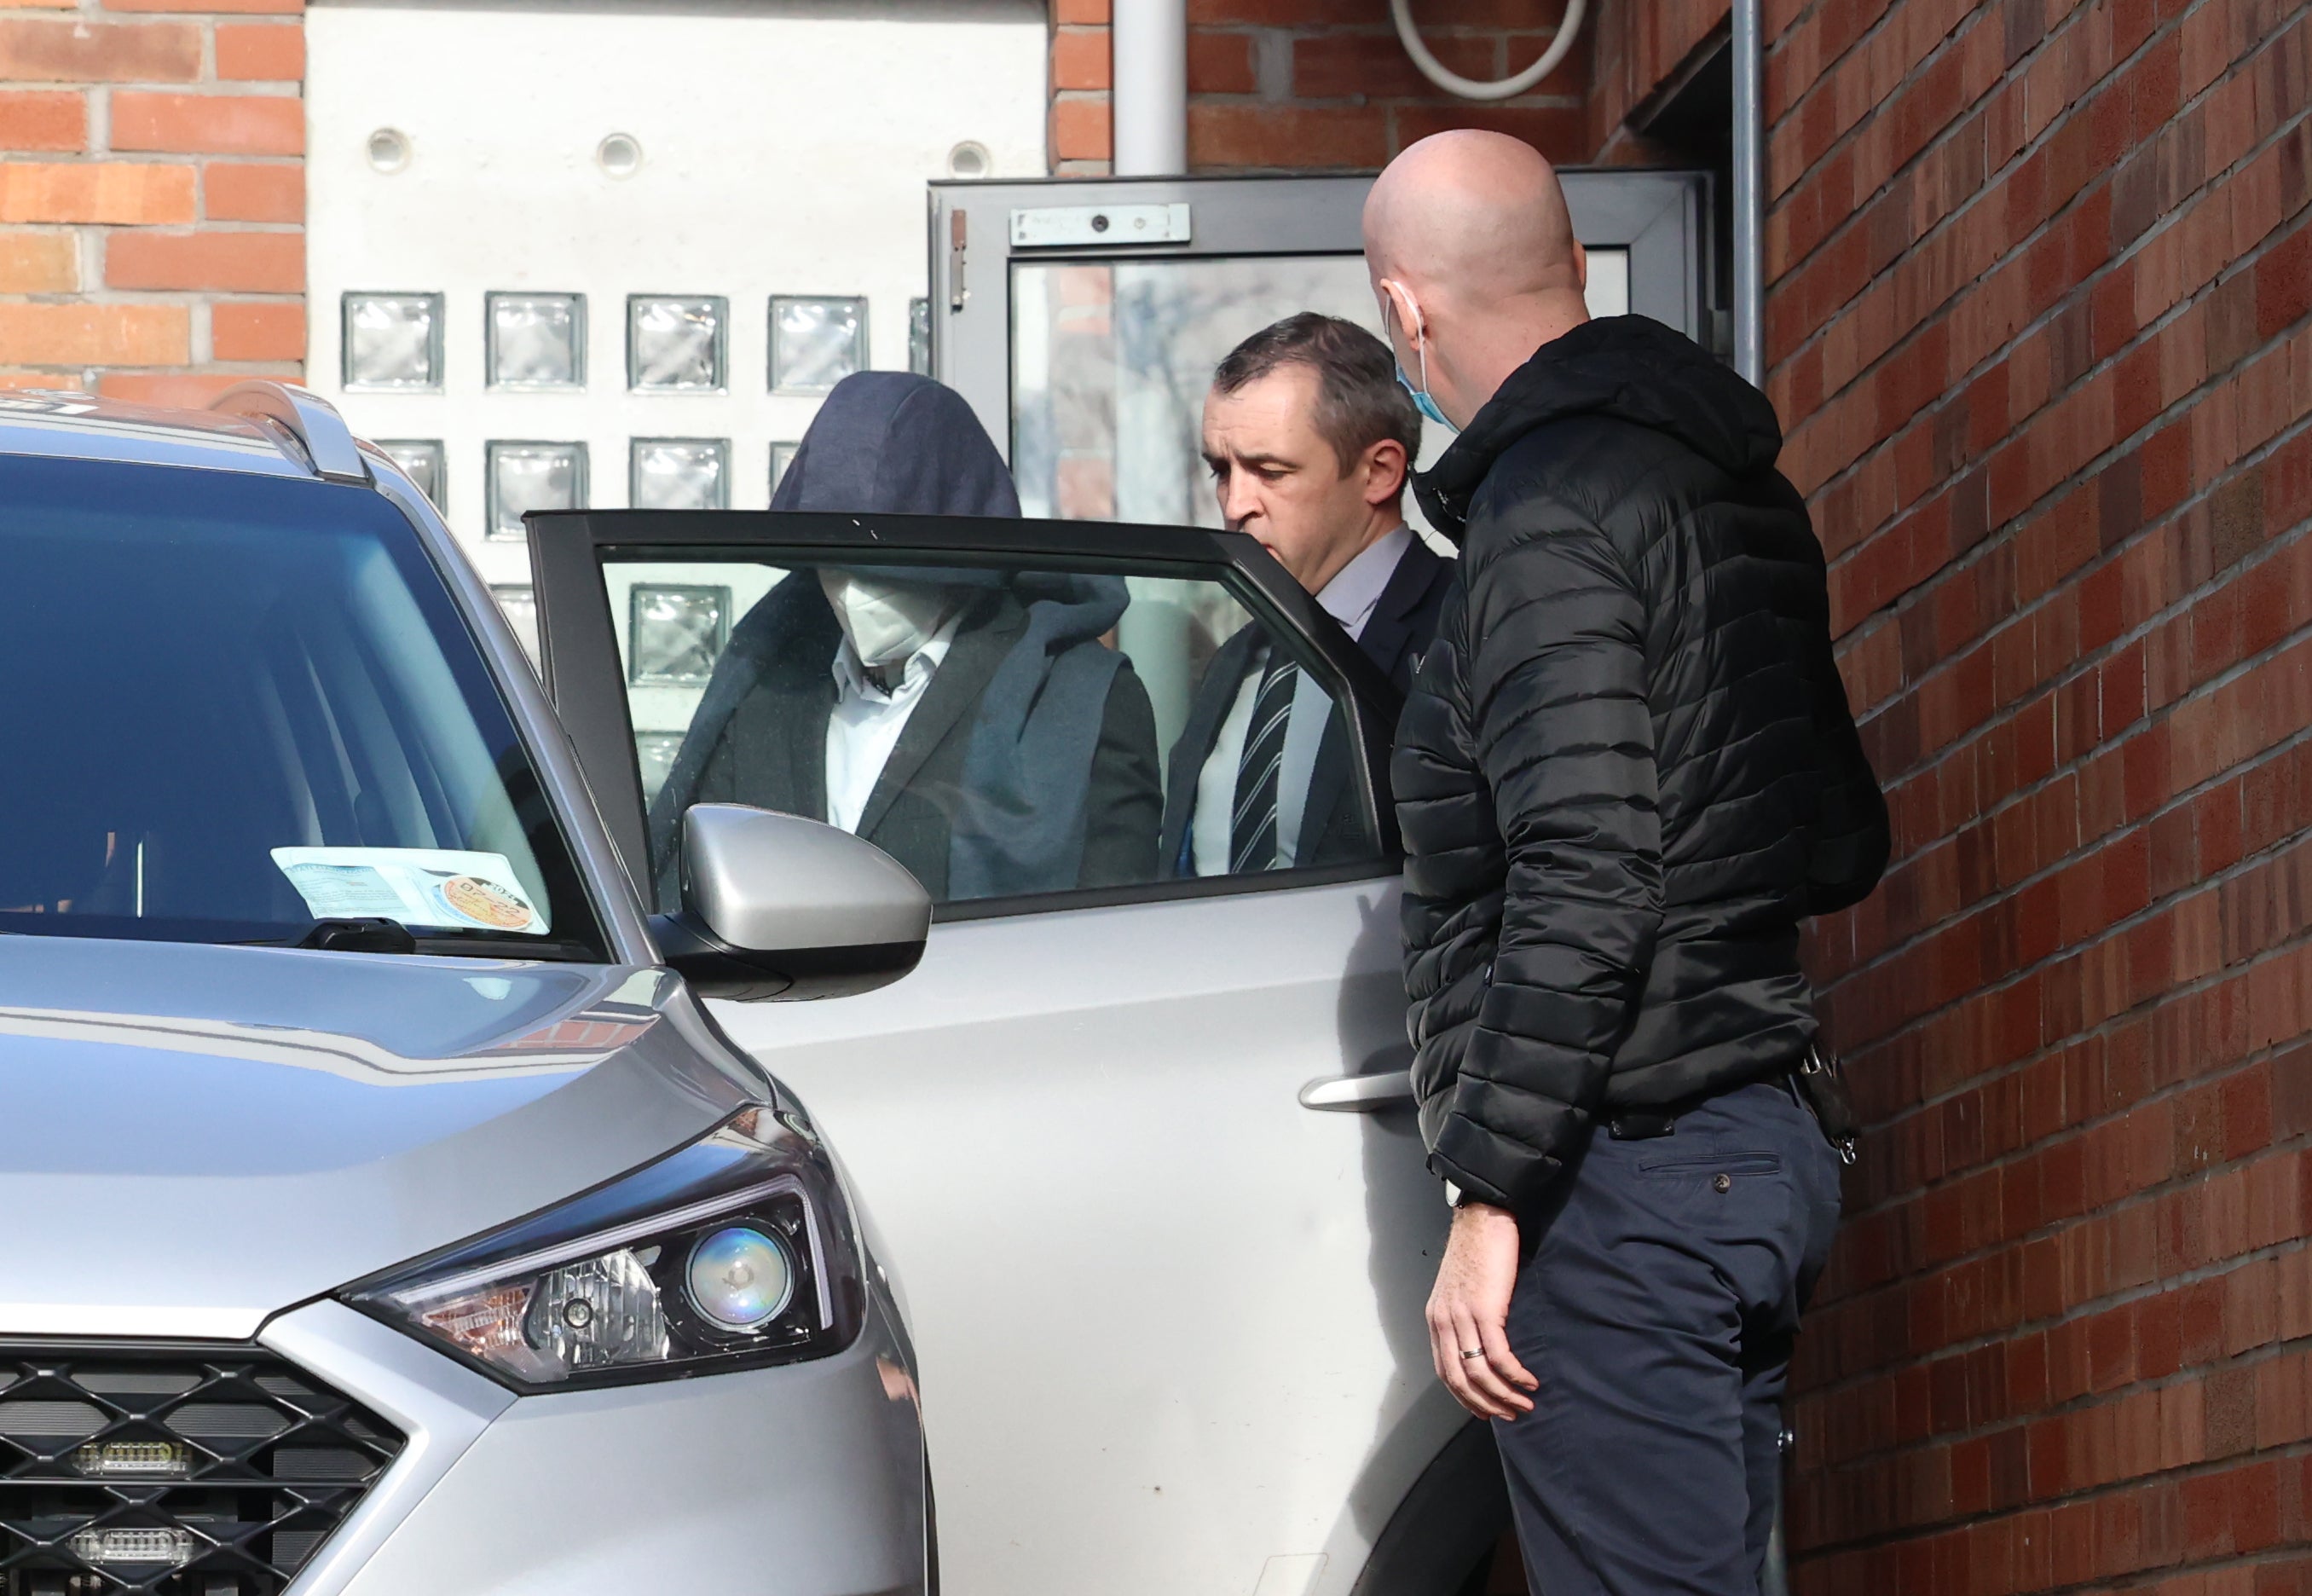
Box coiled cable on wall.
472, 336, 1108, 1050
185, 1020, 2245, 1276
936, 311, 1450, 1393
1390, 0, 1589, 101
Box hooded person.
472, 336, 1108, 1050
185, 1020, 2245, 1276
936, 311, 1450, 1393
645, 372, 1162, 903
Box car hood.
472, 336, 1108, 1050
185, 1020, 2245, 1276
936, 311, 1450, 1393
0, 936, 763, 1339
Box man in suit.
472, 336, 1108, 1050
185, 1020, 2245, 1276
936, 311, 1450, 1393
1158, 313, 1454, 877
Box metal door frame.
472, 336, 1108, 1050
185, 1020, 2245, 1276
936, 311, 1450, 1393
928, 170, 1714, 464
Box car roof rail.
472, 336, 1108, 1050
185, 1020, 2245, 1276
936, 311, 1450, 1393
210, 381, 371, 485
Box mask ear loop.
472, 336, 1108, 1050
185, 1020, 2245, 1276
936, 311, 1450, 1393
1381, 280, 1453, 433
1412, 302, 1434, 408
1380, 280, 1423, 356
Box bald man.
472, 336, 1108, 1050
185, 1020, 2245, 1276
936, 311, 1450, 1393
1367, 132, 1889, 1596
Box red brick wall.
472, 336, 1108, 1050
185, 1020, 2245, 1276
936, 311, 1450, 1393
1584, 0, 1727, 158
0, 0, 303, 402
1049, 0, 1589, 175
1766, 0, 2312, 1587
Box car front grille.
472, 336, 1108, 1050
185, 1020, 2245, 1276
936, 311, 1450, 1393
0, 1342, 405, 1595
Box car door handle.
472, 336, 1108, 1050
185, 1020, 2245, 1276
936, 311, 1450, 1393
1298, 1069, 1416, 1112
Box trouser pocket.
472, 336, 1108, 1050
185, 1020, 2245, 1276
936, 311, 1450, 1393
1635, 1151, 1783, 1181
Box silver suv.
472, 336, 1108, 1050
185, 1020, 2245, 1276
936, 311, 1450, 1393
0, 385, 933, 1595
2, 381, 1524, 1596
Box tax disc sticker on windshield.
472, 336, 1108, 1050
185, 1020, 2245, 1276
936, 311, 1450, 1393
271, 847, 548, 935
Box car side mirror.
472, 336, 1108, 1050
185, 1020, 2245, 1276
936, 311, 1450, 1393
649, 804, 931, 1001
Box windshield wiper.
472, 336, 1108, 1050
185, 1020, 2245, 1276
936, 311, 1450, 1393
259, 919, 593, 962
296, 917, 417, 954
410, 931, 599, 962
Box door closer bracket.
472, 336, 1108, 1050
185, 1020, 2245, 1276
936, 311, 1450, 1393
1009, 203, 1192, 249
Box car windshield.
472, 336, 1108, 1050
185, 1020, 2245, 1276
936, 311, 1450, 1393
0, 453, 605, 957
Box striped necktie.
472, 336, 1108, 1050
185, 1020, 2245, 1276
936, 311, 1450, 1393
1230, 648, 1299, 873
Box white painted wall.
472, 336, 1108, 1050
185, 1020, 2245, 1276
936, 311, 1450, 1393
306, 0, 1049, 587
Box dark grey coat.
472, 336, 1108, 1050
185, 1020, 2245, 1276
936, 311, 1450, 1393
647, 372, 1161, 902
676, 585, 1159, 899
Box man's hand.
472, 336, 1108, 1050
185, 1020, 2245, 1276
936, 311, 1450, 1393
1427, 1200, 1538, 1419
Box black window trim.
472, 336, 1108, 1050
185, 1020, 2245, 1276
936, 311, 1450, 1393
932, 859, 1398, 923
523, 507, 1406, 920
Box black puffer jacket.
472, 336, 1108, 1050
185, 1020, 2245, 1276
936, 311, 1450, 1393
1396, 315, 1888, 1211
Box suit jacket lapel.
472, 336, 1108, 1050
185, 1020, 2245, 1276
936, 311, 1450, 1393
1157, 622, 1264, 872
856, 596, 1021, 840
775, 679, 831, 821
1296, 714, 1352, 867
1355, 535, 1442, 686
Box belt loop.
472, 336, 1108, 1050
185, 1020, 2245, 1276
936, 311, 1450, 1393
1606, 1109, 1677, 1141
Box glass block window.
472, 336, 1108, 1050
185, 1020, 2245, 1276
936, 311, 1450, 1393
486, 442, 587, 542
636, 731, 685, 803
376, 440, 445, 507
909, 297, 932, 377
769, 441, 801, 501
343, 292, 442, 390
627, 584, 730, 686
490, 583, 540, 663
769, 296, 866, 394
487, 292, 586, 390
630, 438, 730, 512
629, 296, 727, 392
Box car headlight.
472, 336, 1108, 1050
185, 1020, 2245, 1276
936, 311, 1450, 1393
343, 1108, 862, 1390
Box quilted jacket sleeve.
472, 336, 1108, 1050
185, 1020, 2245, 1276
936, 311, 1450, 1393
1765, 473, 1891, 914
1428, 494, 1664, 1210
1802, 622, 1890, 913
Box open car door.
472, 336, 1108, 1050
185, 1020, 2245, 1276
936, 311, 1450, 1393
526, 506, 1486, 1596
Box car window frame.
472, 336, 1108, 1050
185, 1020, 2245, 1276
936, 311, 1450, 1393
523, 507, 1406, 920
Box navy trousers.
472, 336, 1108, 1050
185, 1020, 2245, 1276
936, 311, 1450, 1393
1494, 1079, 1843, 1595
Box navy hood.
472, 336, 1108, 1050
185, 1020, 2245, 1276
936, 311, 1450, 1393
771, 371, 1021, 518
1415, 315, 1783, 541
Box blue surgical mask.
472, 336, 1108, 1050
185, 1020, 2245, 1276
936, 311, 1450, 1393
1382, 285, 1457, 434
1397, 365, 1454, 432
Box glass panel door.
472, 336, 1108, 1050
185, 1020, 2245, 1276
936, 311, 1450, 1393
1009, 250, 1634, 529
930, 171, 1708, 495
1011, 255, 1381, 525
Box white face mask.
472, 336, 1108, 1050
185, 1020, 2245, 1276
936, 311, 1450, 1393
818, 571, 958, 668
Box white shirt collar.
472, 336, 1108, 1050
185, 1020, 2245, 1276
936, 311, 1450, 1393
1315, 525, 1411, 641
822, 613, 962, 836
829, 618, 958, 703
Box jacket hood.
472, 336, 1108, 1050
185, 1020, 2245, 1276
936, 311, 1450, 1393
1414, 315, 1783, 540
772, 370, 1020, 518
0, 936, 760, 1337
